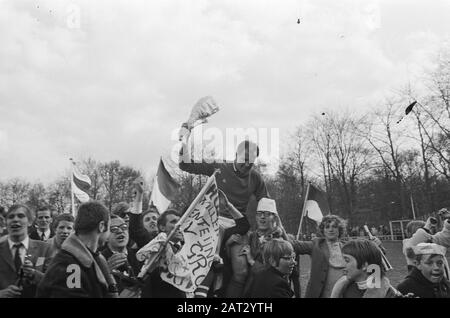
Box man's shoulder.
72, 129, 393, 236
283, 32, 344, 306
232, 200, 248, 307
0, 235, 7, 244
49, 249, 82, 267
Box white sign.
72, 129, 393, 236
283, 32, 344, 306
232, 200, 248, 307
161, 178, 220, 292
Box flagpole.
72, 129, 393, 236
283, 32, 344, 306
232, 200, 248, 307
70, 158, 76, 216
143, 169, 220, 273
296, 182, 311, 240
410, 193, 416, 220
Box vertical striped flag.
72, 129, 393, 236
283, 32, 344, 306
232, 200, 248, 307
150, 158, 180, 213
70, 159, 91, 203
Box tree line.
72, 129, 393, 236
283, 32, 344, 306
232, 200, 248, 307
1, 49, 449, 236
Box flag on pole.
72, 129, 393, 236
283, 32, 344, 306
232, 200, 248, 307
161, 174, 220, 292
137, 172, 220, 293
70, 159, 91, 203
150, 158, 180, 213
304, 184, 329, 223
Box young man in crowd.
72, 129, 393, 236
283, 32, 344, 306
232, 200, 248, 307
179, 128, 269, 297
246, 238, 296, 298
112, 202, 138, 251
331, 239, 400, 298
128, 181, 160, 249
139, 209, 186, 298
101, 215, 141, 295
46, 214, 74, 258
397, 243, 450, 298
403, 209, 450, 277
0, 204, 52, 298
37, 201, 118, 298
29, 206, 55, 242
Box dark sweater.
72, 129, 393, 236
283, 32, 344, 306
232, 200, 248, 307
179, 160, 268, 214
245, 266, 294, 298
129, 213, 159, 249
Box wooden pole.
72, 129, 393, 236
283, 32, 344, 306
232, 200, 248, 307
410, 193, 416, 220
142, 169, 220, 273
296, 182, 311, 240
69, 158, 76, 217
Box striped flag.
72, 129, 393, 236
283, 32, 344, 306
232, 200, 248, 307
150, 158, 180, 213
70, 159, 91, 203
305, 184, 329, 223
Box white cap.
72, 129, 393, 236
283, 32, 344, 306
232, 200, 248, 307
257, 198, 278, 215
413, 243, 446, 257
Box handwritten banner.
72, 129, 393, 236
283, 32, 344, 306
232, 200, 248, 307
161, 176, 220, 292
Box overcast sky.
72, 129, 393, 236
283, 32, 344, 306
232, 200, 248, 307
1, 0, 449, 183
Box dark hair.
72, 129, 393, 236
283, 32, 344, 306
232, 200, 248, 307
0, 206, 6, 217
52, 213, 75, 230
142, 206, 159, 225
157, 209, 180, 231
318, 214, 347, 239
142, 206, 159, 219
74, 201, 110, 235
112, 202, 130, 218
6, 204, 34, 222
37, 206, 51, 214
405, 220, 425, 237
342, 239, 384, 273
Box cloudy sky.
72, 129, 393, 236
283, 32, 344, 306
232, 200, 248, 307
1, 0, 449, 183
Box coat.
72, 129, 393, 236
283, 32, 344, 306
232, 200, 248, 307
100, 245, 142, 293
0, 237, 52, 298
397, 267, 450, 298
36, 233, 117, 298
245, 266, 294, 298
291, 237, 342, 298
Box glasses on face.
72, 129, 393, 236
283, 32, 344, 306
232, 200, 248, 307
280, 254, 296, 262
256, 211, 273, 218
110, 224, 128, 234
145, 215, 158, 222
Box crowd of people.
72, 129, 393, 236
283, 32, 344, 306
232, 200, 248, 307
1, 122, 450, 299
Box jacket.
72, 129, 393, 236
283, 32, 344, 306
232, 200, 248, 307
36, 233, 117, 298
245, 266, 294, 298
397, 267, 450, 298
29, 228, 55, 242
0, 237, 52, 298
291, 237, 342, 298
101, 245, 142, 293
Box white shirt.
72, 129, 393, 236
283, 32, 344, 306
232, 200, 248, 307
37, 229, 51, 241
8, 236, 29, 264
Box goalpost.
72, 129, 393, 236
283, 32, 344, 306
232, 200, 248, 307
389, 219, 412, 240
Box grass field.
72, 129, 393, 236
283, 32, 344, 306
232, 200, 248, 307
298, 241, 450, 297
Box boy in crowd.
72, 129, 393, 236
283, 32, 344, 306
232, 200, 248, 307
29, 206, 55, 242
0, 204, 51, 298
398, 243, 450, 298
37, 201, 118, 298
47, 214, 74, 257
